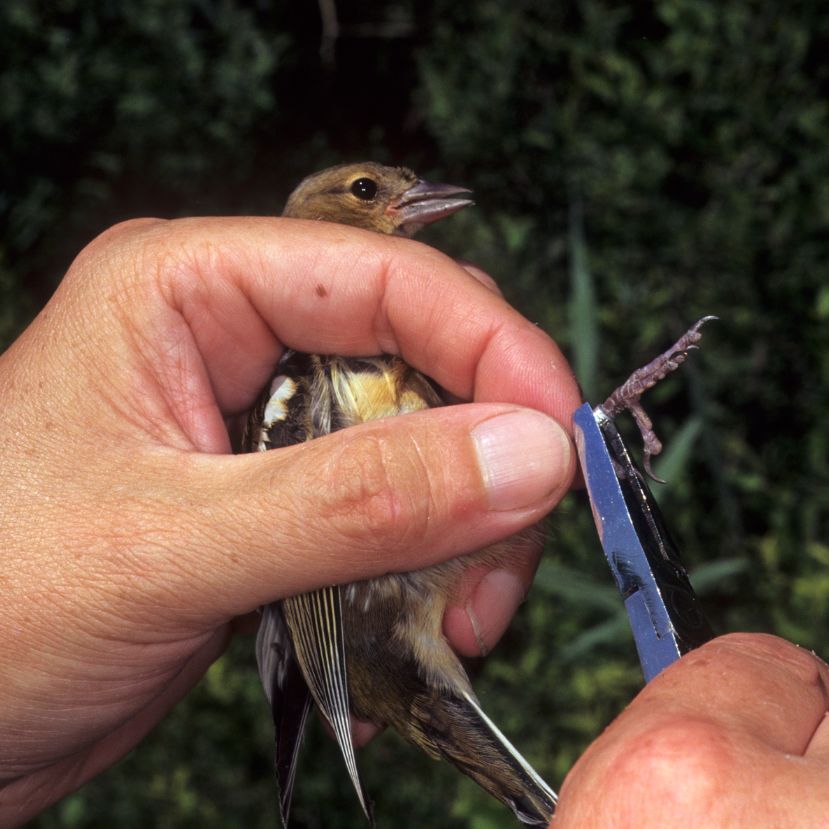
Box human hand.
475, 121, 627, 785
555, 633, 829, 828
0, 217, 579, 824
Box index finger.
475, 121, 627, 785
141, 217, 579, 423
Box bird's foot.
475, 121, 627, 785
599, 316, 717, 481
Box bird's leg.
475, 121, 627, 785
599, 316, 717, 481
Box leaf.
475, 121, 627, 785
567, 194, 599, 402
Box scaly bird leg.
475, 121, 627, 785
599, 316, 717, 482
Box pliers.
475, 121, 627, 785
572, 318, 716, 682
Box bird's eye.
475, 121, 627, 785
350, 178, 378, 200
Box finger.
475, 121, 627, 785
318, 710, 383, 749
456, 259, 504, 296
442, 529, 541, 657
806, 711, 829, 759
350, 717, 383, 748
74, 218, 578, 426
436, 256, 502, 407
124, 403, 574, 624
556, 634, 829, 828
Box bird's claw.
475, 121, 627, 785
599, 316, 717, 482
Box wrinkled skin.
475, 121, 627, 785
0, 217, 578, 826
556, 633, 829, 829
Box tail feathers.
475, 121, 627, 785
410, 689, 557, 826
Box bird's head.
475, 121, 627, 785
282, 162, 473, 236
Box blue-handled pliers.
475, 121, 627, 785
572, 318, 716, 682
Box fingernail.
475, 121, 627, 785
471, 410, 571, 511
467, 569, 526, 655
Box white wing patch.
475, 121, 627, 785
257, 375, 298, 451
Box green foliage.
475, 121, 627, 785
567, 196, 599, 402
2, 0, 827, 826
0, 0, 285, 328
418, 0, 829, 637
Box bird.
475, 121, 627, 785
244, 162, 557, 826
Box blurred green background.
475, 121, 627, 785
3, 0, 828, 826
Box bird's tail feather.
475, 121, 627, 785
409, 688, 557, 826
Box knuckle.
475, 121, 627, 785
65, 219, 165, 288
711, 632, 826, 689
87, 218, 165, 253
316, 429, 433, 549
146, 222, 242, 311
603, 717, 731, 818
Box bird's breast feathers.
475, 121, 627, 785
248, 351, 444, 451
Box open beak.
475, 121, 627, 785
393, 179, 474, 234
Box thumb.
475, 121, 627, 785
161, 403, 574, 623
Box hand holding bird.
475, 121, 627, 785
0, 189, 577, 825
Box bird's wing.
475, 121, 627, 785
256, 603, 313, 826
282, 587, 373, 823
248, 357, 321, 825
249, 352, 432, 825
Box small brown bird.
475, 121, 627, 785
246, 162, 557, 826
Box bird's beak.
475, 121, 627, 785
393, 179, 474, 234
